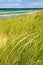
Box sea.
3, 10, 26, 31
0, 8, 43, 16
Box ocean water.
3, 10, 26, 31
0, 8, 43, 16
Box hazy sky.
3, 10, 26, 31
0, 0, 43, 8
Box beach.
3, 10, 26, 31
0, 9, 43, 20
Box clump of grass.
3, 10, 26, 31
0, 12, 43, 65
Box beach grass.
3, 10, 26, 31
0, 12, 43, 65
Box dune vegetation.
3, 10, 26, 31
0, 12, 43, 65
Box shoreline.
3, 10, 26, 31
0, 10, 43, 20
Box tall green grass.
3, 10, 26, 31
0, 12, 43, 65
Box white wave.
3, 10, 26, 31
0, 14, 14, 16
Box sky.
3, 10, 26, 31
0, 0, 43, 8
